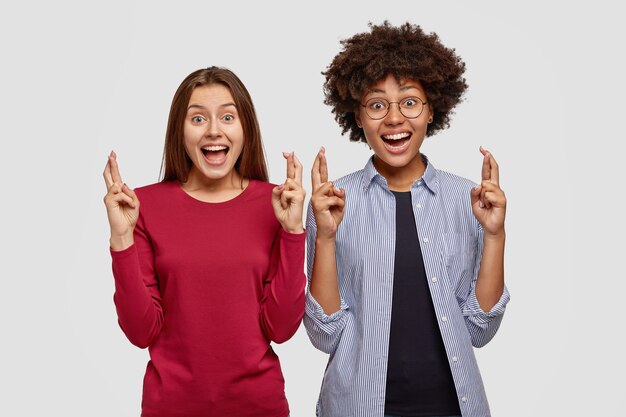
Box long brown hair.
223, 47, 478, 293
160, 67, 269, 182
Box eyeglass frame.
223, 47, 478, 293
359, 96, 429, 120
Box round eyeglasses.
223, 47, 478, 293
360, 97, 428, 120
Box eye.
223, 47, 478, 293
368, 100, 387, 111
222, 114, 235, 122
402, 98, 418, 108
191, 115, 205, 123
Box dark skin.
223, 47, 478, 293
309, 147, 345, 314
310, 74, 506, 313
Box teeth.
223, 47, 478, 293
202, 145, 228, 151
382, 133, 410, 141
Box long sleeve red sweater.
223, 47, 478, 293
110, 180, 305, 417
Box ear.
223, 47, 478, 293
354, 111, 362, 129
427, 108, 434, 124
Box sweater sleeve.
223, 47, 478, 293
110, 212, 164, 349
259, 228, 306, 344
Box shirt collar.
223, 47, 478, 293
361, 154, 440, 195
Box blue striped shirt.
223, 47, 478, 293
304, 156, 510, 417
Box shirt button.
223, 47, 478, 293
416, 203, 422, 208
431, 277, 438, 283
461, 396, 468, 403
452, 356, 458, 362
441, 316, 448, 322
423, 237, 429, 243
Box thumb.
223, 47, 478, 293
272, 185, 283, 200
470, 185, 482, 207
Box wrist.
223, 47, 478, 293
283, 225, 305, 234
484, 229, 506, 242
110, 233, 134, 251
315, 235, 337, 245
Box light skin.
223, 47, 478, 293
103, 84, 305, 252
181, 84, 248, 202
311, 74, 506, 314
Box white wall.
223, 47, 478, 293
1, 1, 623, 415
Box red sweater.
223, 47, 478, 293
110, 180, 305, 417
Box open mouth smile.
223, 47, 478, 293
381, 132, 412, 153
201, 144, 230, 165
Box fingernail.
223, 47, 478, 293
282, 151, 289, 157
334, 187, 340, 193
278, 184, 284, 190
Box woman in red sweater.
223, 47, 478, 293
102, 67, 306, 417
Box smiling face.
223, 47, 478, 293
355, 74, 433, 184
183, 83, 245, 187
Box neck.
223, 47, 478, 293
373, 154, 426, 192
182, 168, 248, 203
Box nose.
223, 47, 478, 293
205, 118, 220, 138
384, 102, 404, 125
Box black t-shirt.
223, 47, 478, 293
384, 191, 461, 416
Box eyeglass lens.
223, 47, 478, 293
364, 97, 424, 119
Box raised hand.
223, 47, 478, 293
470, 146, 506, 237
310, 147, 345, 240
272, 152, 306, 233
103, 151, 140, 250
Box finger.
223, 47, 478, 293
319, 147, 328, 184
480, 180, 504, 199
479, 187, 492, 209
107, 182, 123, 194
325, 196, 345, 209
480, 180, 503, 194
280, 191, 289, 209
122, 184, 140, 207
480, 147, 491, 182
116, 192, 136, 208
105, 188, 136, 208
282, 178, 300, 191
312, 194, 346, 211
272, 184, 283, 198
470, 184, 482, 207
110, 152, 124, 184
122, 183, 136, 197
283, 151, 295, 180
311, 149, 323, 190
293, 153, 303, 186
488, 153, 500, 186
103, 158, 114, 189
271, 185, 287, 209
280, 189, 305, 204
313, 181, 335, 197
482, 190, 506, 208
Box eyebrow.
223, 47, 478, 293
187, 103, 236, 111
365, 84, 423, 95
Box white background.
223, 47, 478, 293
1, 1, 624, 416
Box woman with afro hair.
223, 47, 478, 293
304, 22, 510, 417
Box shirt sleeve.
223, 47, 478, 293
460, 224, 511, 348
110, 212, 164, 349
302, 204, 350, 354
259, 228, 306, 344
